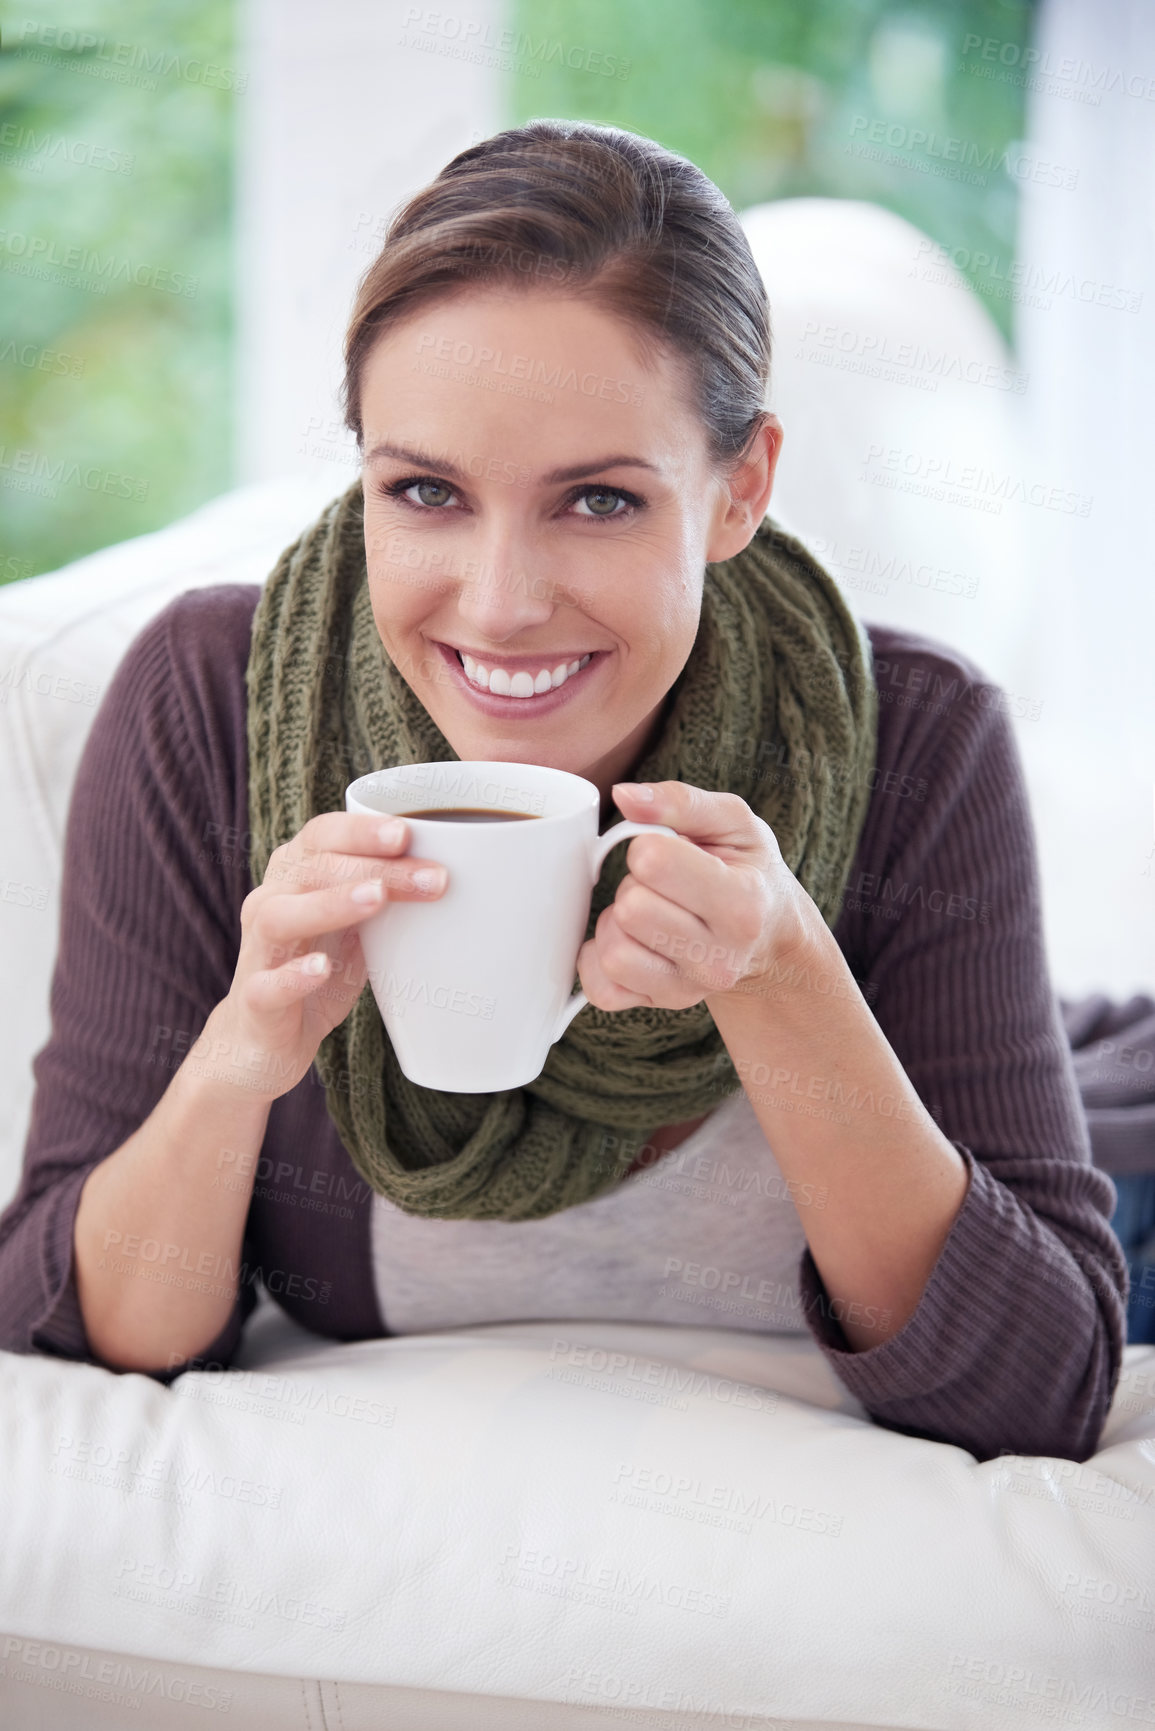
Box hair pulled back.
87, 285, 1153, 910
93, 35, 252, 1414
342, 119, 771, 467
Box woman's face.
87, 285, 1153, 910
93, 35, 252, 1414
359, 288, 779, 814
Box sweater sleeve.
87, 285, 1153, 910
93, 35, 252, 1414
0, 587, 263, 1382
799, 661, 1129, 1463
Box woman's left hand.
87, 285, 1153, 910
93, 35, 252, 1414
576, 780, 819, 1013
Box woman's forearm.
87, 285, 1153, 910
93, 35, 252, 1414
72, 1003, 274, 1374
706, 913, 970, 1351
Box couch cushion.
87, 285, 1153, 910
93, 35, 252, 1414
0, 475, 340, 1208
2, 1314, 1153, 1730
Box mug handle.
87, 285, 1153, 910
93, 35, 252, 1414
551, 819, 679, 1040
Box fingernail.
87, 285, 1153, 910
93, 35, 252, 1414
300, 952, 327, 975
351, 879, 384, 904
616, 782, 654, 802
411, 866, 447, 894
378, 819, 405, 844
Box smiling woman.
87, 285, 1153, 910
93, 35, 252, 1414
356, 288, 769, 814
0, 120, 1129, 1466
343, 129, 784, 821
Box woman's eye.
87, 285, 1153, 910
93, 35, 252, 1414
407, 478, 456, 508
382, 476, 458, 509
573, 486, 632, 519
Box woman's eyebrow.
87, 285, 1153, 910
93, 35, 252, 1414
364, 441, 462, 475
542, 455, 660, 483
363, 442, 658, 485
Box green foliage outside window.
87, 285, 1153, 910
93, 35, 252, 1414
507, 0, 1033, 340
0, 0, 236, 582
0, 0, 1033, 585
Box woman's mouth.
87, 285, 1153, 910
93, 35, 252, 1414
433, 640, 604, 717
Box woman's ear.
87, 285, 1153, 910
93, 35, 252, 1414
704, 414, 784, 562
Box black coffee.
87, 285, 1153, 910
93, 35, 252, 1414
396, 807, 540, 822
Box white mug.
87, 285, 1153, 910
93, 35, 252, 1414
345, 760, 676, 1092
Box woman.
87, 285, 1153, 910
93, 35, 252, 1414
0, 120, 1128, 1463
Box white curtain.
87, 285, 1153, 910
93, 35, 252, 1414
1014, 0, 1155, 994
235, 0, 506, 485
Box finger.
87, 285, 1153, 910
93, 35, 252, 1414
611, 879, 750, 990
265, 812, 415, 889
612, 825, 766, 935
242, 949, 336, 1014
613, 781, 770, 852
576, 931, 655, 1014
585, 907, 704, 1012
251, 865, 448, 959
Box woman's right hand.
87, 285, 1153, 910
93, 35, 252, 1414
199, 813, 447, 1100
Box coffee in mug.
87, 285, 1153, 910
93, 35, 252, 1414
345, 762, 676, 1092
396, 808, 538, 822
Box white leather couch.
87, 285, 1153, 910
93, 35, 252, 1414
3, 203, 1154, 1729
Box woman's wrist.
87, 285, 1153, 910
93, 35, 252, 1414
178, 999, 305, 1106
711, 885, 835, 1016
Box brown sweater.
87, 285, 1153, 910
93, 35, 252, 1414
0, 585, 1129, 1462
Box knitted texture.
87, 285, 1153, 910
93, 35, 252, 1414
245, 479, 877, 1220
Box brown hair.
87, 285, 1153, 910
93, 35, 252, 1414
342, 119, 771, 467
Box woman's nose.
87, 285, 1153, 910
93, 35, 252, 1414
453, 522, 555, 642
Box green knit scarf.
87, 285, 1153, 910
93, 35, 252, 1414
245, 478, 877, 1221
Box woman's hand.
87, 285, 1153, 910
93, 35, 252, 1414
576, 780, 818, 1013
205, 813, 448, 1098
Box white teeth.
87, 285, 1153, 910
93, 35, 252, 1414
458, 649, 594, 698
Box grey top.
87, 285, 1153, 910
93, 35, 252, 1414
370, 1088, 812, 1335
